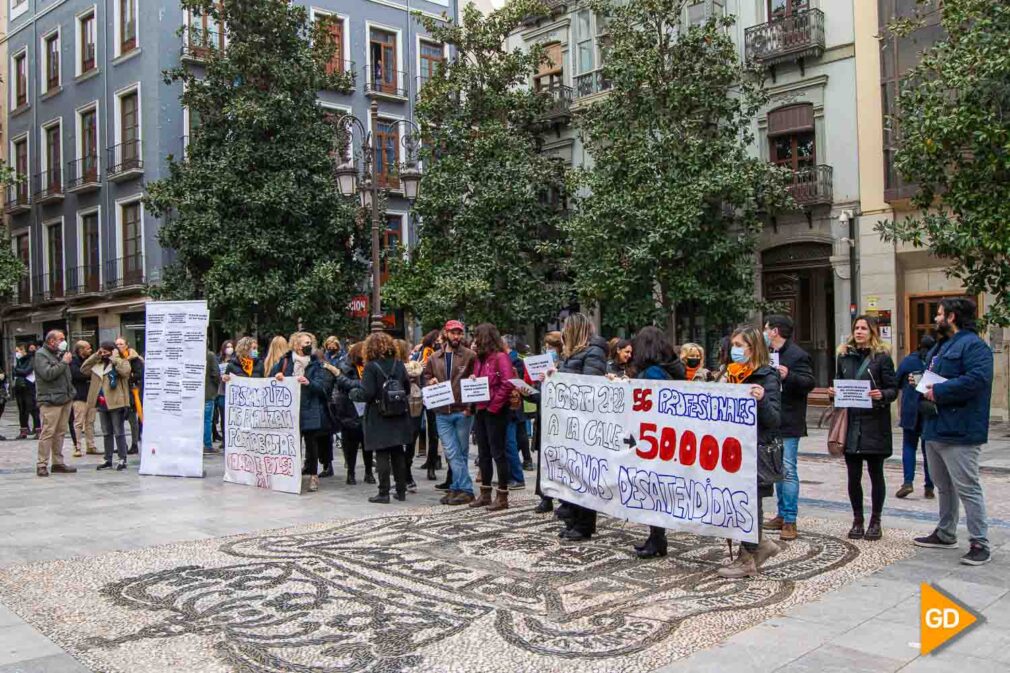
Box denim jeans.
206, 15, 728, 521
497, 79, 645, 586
775, 436, 800, 523
505, 420, 525, 484
902, 429, 933, 487
436, 412, 474, 495
203, 400, 215, 449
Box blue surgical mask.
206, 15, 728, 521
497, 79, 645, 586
731, 346, 748, 364
250, 349, 259, 359
763, 332, 772, 347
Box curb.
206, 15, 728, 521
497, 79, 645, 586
798, 450, 1010, 476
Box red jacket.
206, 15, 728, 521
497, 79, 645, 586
473, 351, 515, 414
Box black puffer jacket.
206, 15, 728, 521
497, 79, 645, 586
744, 365, 783, 494
559, 336, 610, 376
269, 353, 335, 435
332, 361, 363, 432
836, 347, 897, 456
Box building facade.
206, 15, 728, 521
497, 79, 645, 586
1, 0, 457, 355
508, 0, 860, 385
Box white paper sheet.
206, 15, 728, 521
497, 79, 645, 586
422, 381, 455, 409
916, 370, 948, 394
460, 377, 490, 403
769, 352, 780, 368
833, 379, 873, 409
523, 354, 554, 381
509, 378, 537, 395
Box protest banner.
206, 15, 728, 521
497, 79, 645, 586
422, 381, 455, 409
140, 300, 209, 478
461, 377, 490, 403
833, 380, 873, 409
539, 373, 759, 544
224, 377, 302, 494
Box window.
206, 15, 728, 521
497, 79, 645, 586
419, 40, 443, 88
47, 222, 64, 297
381, 214, 403, 283
15, 233, 30, 302
320, 15, 345, 74
687, 1, 724, 26
80, 11, 97, 74
121, 201, 143, 284
374, 120, 399, 189
369, 28, 398, 94
81, 211, 101, 291
44, 123, 62, 191
119, 90, 140, 168
13, 137, 28, 179
13, 52, 28, 108
80, 107, 98, 179
768, 0, 808, 20
120, 0, 137, 54
187, 5, 224, 54
322, 109, 353, 164
768, 104, 815, 173
45, 33, 61, 92
534, 43, 563, 92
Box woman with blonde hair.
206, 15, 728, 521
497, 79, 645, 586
263, 335, 289, 378
828, 316, 897, 541
716, 325, 784, 579
680, 342, 712, 382
223, 336, 263, 380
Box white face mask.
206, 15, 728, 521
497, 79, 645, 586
225, 347, 235, 356
58, 340, 68, 352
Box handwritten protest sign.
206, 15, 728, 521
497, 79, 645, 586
461, 377, 490, 403
224, 377, 302, 494
539, 373, 759, 543
422, 381, 455, 409
833, 379, 873, 409
523, 354, 554, 381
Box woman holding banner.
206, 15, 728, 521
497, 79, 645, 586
627, 327, 687, 558
828, 316, 897, 541
716, 326, 784, 579
554, 313, 610, 542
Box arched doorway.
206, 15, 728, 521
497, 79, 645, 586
762, 242, 835, 385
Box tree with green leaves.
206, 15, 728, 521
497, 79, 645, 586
146, 0, 362, 336
877, 0, 1010, 326
381, 1, 573, 332
567, 0, 792, 333
0, 162, 25, 298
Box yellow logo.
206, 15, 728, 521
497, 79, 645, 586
920, 583, 983, 655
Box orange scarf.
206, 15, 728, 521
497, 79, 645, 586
356, 364, 365, 379
686, 366, 698, 381
723, 362, 753, 385
240, 357, 254, 376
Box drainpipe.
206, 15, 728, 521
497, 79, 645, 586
840, 209, 858, 318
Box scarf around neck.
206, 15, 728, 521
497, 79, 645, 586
723, 362, 754, 385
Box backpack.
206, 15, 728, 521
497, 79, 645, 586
408, 381, 423, 418
376, 361, 409, 418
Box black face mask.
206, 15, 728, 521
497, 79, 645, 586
686, 357, 701, 368
301, 345, 313, 357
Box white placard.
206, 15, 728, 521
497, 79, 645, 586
140, 300, 209, 478
509, 378, 537, 395
523, 354, 554, 381
540, 373, 759, 544
354, 402, 367, 417
460, 377, 490, 403
833, 379, 873, 408
422, 381, 455, 409
916, 370, 948, 394
224, 377, 302, 494
769, 352, 780, 368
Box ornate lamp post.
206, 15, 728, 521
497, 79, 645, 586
335, 101, 422, 333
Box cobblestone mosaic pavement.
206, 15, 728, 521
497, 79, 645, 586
0, 501, 913, 673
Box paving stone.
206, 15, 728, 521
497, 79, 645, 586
0, 654, 91, 673
827, 618, 921, 665
773, 643, 905, 673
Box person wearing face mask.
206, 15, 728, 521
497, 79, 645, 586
13, 343, 41, 439
82, 341, 134, 470
761, 315, 815, 542
533, 331, 564, 513
70, 341, 99, 457
323, 336, 344, 367
679, 343, 711, 382
203, 347, 223, 453
33, 331, 78, 477
114, 337, 144, 455
213, 341, 235, 444
271, 332, 335, 493
828, 316, 898, 542
715, 326, 783, 578
222, 337, 264, 381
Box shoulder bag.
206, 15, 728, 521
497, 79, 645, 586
827, 354, 872, 457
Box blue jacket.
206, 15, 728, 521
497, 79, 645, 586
922, 330, 993, 446
895, 351, 928, 431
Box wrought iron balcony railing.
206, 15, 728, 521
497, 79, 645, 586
107, 141, 143, 180
745, 8, 825, 67
787, 164, 833, 208
574, 69, 612, 98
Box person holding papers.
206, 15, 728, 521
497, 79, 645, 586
828, 316, 897, 542
468, 323, 516, 511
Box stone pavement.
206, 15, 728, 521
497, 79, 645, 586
0, 412, 1007, 672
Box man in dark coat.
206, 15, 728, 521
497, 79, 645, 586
762, 315, 815, 541
916, 298, 993, 566
70, 341, 99, 456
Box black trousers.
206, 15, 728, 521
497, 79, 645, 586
341, 428, 372, 475
845, 453, 887, 519
318, 433, 334, 468
534, 415, 549, 500
742, 496, 764, 553
570, 505, 598, 535
302, 432, 330, 476
424, 409, 440, 466
15, 386, 39, 431
475, 408, 510, 490
516, 415, 531, 463
375, 445, 408, 496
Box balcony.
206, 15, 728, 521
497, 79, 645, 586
538, 83, 573, 124
787, 165, 833, 208
363, 66, 408, 100
13, 275, 31, 305
745, 9, 825, 68
67, 155, 101, 193
4, 182, 30, 215
65, 264, 102, 297
107, 141, 143, 182
574, 69, 612, 99
325, 61, 356, 93
31, 169, 64, 205
104, 254, 145, 291
181, 27, 223, 61
32, 271, 64, 302
522, 0, 568, 26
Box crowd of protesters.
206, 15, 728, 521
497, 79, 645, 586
10, 295, 994, 570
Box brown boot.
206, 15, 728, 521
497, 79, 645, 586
762, 516, 784, 531
717, 548, 757, 579
439, 490, 458, 505
448, 491, 474, 506
469, 486, 492, 508
487, 488, 509, 512
780, 522, 798, 541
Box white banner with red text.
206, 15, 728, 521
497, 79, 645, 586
539, 373, 759, 544
224, 377, 302, 494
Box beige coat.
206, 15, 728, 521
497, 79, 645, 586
82, 352, 134, 410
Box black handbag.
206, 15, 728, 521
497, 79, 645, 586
757, 436, 785, 488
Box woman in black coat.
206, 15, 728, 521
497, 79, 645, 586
353, 332, 414, 504
331, 342, 374, 485
829, 316, 898, 541
716, 326, 783, 579
271, 332, 335, 494
553, 313, 610, 542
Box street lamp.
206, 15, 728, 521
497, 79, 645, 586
334, 100, 423, 333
